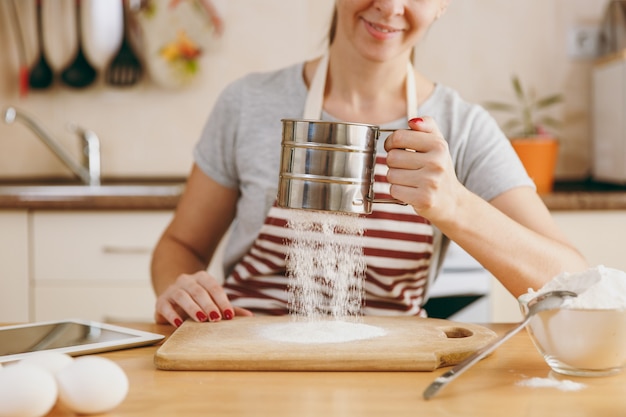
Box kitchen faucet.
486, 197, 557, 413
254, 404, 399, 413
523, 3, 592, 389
3, 106, 101, 186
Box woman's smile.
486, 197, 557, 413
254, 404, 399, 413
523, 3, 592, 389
361, 17, 404, 40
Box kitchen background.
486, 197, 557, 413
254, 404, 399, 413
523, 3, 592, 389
0, 0, 612, 182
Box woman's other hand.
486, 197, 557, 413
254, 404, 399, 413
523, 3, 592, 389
384, 116, 466, 222
154, 270, 253, 327
151, 165, 251, 327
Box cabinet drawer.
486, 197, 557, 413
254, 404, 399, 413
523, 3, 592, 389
33, 211, 173, 282
34, 284, 155, 322
0, 210, 29, 322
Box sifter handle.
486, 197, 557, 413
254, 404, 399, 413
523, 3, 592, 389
371, 198, 406, 206
374, 129, 408, 207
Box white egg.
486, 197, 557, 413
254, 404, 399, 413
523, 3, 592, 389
56, 356, 129, 415
0, 363, 58, 417
20, 352, 74, 375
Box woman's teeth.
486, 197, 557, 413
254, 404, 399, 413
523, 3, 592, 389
370, 23, 395, 33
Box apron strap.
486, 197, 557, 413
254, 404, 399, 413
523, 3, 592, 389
303, 51, 418, 120
405, 61, 418, 119
303, 51, 329, 119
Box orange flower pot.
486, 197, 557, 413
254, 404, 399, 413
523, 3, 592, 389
511, 136, 559, 194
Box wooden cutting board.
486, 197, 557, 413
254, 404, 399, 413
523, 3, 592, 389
154, 316, 498, 371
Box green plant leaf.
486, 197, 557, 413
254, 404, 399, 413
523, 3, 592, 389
483, 102, 516, 112
535, 94, 563, 109
483, 75, 563, 138
512, 76, 525, 103
538, 116, 562, 128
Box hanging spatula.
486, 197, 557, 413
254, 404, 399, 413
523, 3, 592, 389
106, 0, 142, 87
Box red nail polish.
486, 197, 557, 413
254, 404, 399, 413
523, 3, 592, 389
174, 318, 183, 327
196, 311, 208, 322
223, 309, 233, 320
409, 117, 424, 124
209, 311, 220, 321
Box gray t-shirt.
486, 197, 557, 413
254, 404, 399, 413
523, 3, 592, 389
194, 62, 534, 284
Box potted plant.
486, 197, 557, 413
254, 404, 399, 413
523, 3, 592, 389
484, 75, 563, 194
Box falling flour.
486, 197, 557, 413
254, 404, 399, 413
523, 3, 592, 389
286, 210, 367, 320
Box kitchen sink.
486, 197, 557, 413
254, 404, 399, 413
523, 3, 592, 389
0, 181, 185, 198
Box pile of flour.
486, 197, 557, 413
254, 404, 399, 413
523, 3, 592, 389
258, 320, 386, 344
522, 265, 626, 309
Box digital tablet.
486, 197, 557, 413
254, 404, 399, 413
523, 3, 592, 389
0, 319, 165, 363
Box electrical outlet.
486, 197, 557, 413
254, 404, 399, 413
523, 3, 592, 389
568, 25, 602, 59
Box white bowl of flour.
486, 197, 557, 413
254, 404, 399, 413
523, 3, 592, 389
519, 265, 626, 377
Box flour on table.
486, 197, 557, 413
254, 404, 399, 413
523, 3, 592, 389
516, 376, 586, 392
258, 320, 386, 344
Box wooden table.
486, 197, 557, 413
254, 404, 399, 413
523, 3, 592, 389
44, 322, 625, 417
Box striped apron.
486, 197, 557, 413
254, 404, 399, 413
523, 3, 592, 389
224, 52, 435, 316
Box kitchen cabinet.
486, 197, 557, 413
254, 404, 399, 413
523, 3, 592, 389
0, 205, 229, 323
592, 53, 626, 183
0, 210, 29, 322
553, 210, 626, 270
491, 210, 626, 322
31, 211, 173, 322
0, 210, 177, 322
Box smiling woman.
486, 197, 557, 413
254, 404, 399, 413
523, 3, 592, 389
332, 0, 447, 63
149, 0, 587, 328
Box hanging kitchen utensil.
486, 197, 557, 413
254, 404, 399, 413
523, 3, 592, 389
29, 0, 54, 89
82, 0, 123, 72
60, 0, 97, 88
6, 0, 29, 97
105, 0, 142, 87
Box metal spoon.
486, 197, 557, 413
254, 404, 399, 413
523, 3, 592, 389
29, 0, 54, 89
60, 0, 97, 89
423, 290, 578, 400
